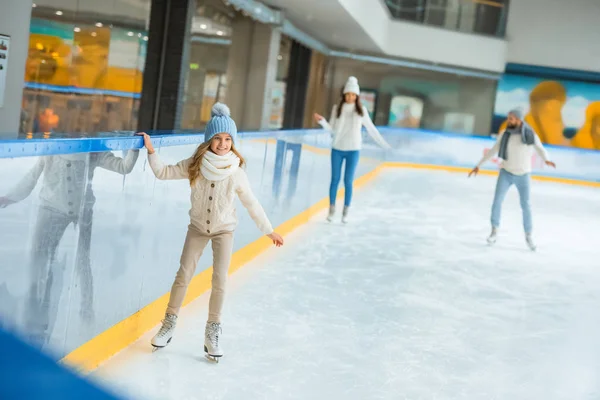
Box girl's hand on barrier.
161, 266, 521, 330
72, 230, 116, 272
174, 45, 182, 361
136, 132, 155, 154
545, 161, 556, 169
0, 197, 16, 209
267, 232, 284, 247
468, 167, 479, 177
314, 113, 324, 124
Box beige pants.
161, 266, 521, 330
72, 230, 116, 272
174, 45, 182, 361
166, 224, 234, 323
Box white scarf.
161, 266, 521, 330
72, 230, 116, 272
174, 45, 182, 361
200, 151, 240, 181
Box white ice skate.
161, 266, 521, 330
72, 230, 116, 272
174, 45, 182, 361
487, 227, 498, 245
204, 322, 223, 362
326, 206, 335, 222
526, 234, 537, 251
341, 206, 349, 224
151, 313, 177, 350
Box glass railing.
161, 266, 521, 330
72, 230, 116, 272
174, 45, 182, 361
384, 0, 508, 37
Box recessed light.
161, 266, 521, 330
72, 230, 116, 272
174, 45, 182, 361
91, 32, 97, 37
96, 22, 103, 27
127, 32, 134, 36
277, 55, 283, 61
74, 27, 81, 32
200, 24, 207, 29
32, 3, 37, 7
216, 31, 223, 36
55, 10, 63, 15
138, 33, 142, 38
143, 36, 149, 41
41, 60, 46, 64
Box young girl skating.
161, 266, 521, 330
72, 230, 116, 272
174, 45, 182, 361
138, 103, 284, 361
314, 76, 391, 223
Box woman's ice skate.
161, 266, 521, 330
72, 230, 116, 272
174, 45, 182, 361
326, 205, 335, 222
487, 227, 498, 245
526, 234, 537, 251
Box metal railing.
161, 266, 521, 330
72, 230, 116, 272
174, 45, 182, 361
384, 0, 508, 37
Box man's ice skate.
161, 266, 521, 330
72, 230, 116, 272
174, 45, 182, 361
326, 205, 335, 222
487, 227, 498, 245
204, 322, 223, 363
526, 234, 537, 251
341, 206, 349, 224
151, 313, 177, 351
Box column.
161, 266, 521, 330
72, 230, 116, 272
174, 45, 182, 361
226, 16, 281, 130
0, 0, 33, 137
137, 0, 195, 132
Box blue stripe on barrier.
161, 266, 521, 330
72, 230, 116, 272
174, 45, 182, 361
0, 130, 319, 158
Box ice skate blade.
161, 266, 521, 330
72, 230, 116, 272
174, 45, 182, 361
151, 337, 172, 351
204, 345, 222, 363
204, 354, 222, 363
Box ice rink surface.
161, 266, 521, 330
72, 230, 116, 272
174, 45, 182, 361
93, 167, 600, 400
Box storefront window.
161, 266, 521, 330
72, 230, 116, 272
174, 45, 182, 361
181, 0, 234, 130
21, 0, 151, 135
326, 57, 497, 135
268, 35, 292, 130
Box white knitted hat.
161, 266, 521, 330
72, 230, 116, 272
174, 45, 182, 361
343, 76, 360, 95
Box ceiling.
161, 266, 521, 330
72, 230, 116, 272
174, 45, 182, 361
261, 0, 383, 53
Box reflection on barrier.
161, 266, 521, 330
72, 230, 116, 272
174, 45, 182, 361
0, 127, 597, 372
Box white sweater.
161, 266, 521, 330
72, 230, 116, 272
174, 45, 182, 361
319, 103, 390, 151
477, 131, 550, 175
148, 153, 273, 235
6, 150, 139, 216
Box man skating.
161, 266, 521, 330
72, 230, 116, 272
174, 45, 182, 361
469, 109, 556, 250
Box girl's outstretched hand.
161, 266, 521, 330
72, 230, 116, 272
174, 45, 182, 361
267, 232, 284, 247
135, 132, 155, 154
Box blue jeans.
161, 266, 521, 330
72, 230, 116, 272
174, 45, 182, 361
491, 169, 532, 234
330, 149, 360, 207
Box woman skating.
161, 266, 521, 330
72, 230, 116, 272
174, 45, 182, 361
314, 76, 391, 223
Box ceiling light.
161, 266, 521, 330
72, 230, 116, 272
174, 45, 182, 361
32, 3, 37, 7
216, 31, 224, 36
55, 10, 63, 15
277, 55, 283, 61
91, 32, 97, 37
143, 36, 149, 41
96, 22, 103, 27
200, 24, 207, 29
74, 27, 81, 32
127, 32, 134, 36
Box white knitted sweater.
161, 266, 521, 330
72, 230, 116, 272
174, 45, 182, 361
319, 103, 390, 151
148, 153, 273, 235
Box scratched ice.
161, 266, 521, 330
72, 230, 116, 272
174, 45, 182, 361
93, 168, 600, 400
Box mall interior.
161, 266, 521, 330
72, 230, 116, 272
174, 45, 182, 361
1, 0, 600, 399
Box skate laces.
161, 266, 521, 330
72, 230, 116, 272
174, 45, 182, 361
157, 315, 176, 337
207, 322, 221, 346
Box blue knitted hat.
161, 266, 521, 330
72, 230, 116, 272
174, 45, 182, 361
204, 103, 237, 143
